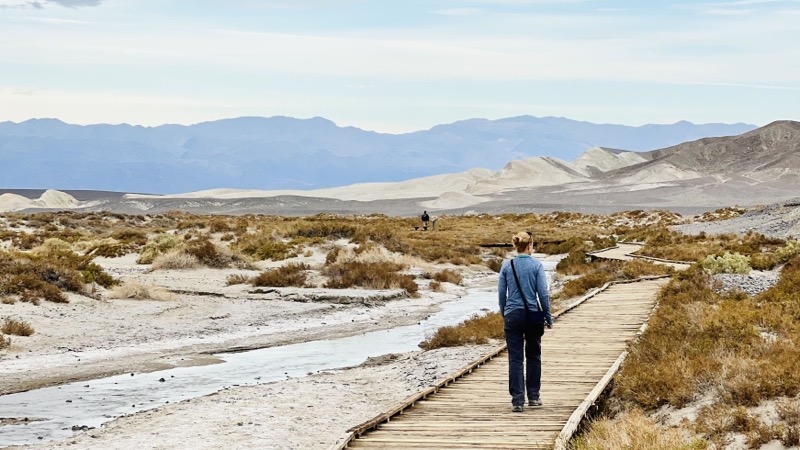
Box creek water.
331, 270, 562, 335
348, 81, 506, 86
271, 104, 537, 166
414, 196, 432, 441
0, 261, 556, 447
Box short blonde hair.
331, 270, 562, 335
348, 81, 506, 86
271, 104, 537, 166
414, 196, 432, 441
512, 231, 533, 253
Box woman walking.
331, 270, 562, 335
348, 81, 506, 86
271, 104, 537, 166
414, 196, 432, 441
498, 231, 553, 412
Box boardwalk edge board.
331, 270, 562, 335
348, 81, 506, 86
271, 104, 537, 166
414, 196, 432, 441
328, 274, 670, 450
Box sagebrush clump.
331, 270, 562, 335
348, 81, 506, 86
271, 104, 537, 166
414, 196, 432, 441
2, 318, 35, 336
702, 252, 751, 274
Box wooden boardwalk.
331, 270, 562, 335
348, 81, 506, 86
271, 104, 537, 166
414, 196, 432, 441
592, 243, 692, 271
334, 275, 670, 450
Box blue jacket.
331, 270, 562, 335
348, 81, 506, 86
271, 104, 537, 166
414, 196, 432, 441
498, 255, 553, 325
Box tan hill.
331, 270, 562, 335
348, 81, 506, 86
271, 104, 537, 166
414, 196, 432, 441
573, 147, 649, 175
607, 120, 800, 181
465, 157, 590, 195
0, 189, 80, 212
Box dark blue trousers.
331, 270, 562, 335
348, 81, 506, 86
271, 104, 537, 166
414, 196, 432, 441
503, 309, 544, 407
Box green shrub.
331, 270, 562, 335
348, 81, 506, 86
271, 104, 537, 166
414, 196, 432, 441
777, 240, 800, 263
702, 252, 751, 274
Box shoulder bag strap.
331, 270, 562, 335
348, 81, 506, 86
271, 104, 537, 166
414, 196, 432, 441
510, 259, 530, 312
510, 259, 544, 312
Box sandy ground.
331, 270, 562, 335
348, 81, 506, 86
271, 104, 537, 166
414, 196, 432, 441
0, 245, 521, 449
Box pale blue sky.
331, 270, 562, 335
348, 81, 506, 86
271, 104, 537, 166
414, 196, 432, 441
1, 0, 798, 132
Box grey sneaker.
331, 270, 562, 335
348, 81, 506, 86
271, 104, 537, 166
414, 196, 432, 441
529, 399, 543, 407
512, 405, 524, 413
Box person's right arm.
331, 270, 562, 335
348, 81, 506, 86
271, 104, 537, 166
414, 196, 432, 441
535, 263, 553, 328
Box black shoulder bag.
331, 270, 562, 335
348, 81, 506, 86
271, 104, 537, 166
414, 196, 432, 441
510, 259, 546, 325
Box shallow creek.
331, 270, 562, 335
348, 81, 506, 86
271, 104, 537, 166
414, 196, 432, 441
0, 262, 556, 447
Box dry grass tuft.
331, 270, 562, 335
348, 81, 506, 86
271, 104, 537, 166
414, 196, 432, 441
107, 281, 175, 301
572, 409, 708, 450
486, 258, 503, 273
150, 251, 200, 270
429, 280, 443, 292
556, 258, 672, 299
419, 312, 503, 350
137, 233, 182, 264
428, 269, 463, 285
1, 297, 16, 305
252, 263, 310, 287
323, 260, 418, 294
2, 318, 34, 336
226, 273, 253, 286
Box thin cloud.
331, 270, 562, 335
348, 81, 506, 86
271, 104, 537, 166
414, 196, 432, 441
0, 0, 101, 8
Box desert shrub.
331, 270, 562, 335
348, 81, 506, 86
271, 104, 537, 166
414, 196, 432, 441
0, 335, 9, 350
430, 269, 463, 285
616, 260, 800, 412
695, 403, 778, 448
252, 263, 310, 287
235, 234, 294, 261
0, 246, 115, 304
777, 240, 800, 263
88, 242, 132, 258
107, 281, 174, 301
151, 251, 200, 270
289, 221, 357, 239
777, 398, 800, 446
34, 238, 73, 254
419, 312, 503, 350
750, 252, 779, 271
226, 274, 253, 285
183, 239, 253, 269
325, 246, 343, 265
573, 409, 708, 450
538, 236, 586, 255
1, 297, 15, 305
557, 259, 672, 299
137, 234, 182, 264
208, 217, 233, 233
556, 249, 592, 275
702, 252, 751, 274
323, 261, 418, 294
486, 258, 503, 273
2, 318, 34, 336
110, 228, 147, 246
429, 280, 443, 292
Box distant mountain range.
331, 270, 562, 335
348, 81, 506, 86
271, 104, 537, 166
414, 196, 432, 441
4, 120, 796, 216
0, 116, 756, 194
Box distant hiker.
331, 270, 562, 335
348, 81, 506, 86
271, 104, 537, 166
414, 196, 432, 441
421, 211, 430, 229
498, 231, 553, 412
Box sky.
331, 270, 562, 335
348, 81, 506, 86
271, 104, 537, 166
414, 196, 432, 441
1, 0, 799, 133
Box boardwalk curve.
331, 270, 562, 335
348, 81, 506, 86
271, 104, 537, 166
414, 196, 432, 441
332, 270, 671, 449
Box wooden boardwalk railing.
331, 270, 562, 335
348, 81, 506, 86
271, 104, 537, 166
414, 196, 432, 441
332, 272, 671, 450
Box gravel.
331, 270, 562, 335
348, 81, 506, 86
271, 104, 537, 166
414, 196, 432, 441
674, 202, 800, 240
712, 272, 780, 297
